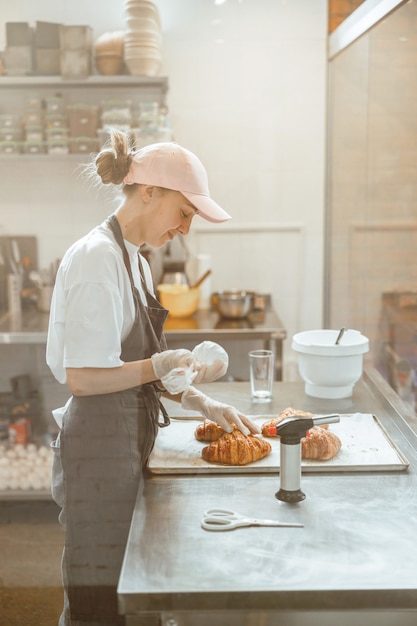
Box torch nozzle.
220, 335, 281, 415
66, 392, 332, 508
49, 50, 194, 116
312, 414, 340, 426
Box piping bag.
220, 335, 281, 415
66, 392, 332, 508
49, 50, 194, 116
268, 414, 340, 503
159, 341, 228, 394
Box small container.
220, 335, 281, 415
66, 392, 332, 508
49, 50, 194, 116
68, 136, 99, 154
0, 128, 21, 142
60, 48, 91, 79
59, 25, 92, 50
0, 114, 20, 129
45, 112, 67, 129
47, 138, 69, 155
35, 48, 60, 75
23, 110, 43, 126
24, 94, 43, 111
23, 140, 45, 154
67, 104, 98, 137
6, 22, 32, 46
46, 127, 68, 141
101, 108, 132, 129
0, 141, 21, 154
25, 125, 44, 141
45, 95, 65, 113
4, 45, 32, 75
34, 21, 61, 49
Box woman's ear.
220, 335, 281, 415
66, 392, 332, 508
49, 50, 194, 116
140, 185, 155, 203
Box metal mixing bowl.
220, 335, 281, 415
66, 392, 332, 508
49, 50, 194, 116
211, 290, 254, 319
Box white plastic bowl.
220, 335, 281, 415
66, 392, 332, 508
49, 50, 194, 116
292, 329, 369, 399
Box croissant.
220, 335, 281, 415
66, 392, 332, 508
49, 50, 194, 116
202, 428, 272, 465
195, 419, 225, 442
301, 426, 341, 461
261, 407, 314, 437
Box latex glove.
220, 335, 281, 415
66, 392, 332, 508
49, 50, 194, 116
191, 341, 229, 384
151, 349, 199, 394
181, 386, 260, 436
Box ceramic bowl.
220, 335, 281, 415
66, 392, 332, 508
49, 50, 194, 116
292, 328, 369, 399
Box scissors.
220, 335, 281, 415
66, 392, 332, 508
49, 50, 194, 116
201, 508, 304, 531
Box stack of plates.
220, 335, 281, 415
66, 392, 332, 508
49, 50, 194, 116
124, 0, 162, 76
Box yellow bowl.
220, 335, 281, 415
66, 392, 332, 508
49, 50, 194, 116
157, 284, 199, 318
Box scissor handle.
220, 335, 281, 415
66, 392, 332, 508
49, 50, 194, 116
201, 516, 240, 531
203, 508, 239, 518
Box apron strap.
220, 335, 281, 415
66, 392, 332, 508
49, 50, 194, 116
142, 384, 171, 428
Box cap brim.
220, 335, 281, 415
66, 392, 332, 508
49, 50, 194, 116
182, 192, 232, 223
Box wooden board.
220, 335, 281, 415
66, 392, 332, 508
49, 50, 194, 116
147, 413, 409, 474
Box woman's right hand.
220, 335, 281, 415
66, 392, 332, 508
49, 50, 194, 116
151, 349, 198, 381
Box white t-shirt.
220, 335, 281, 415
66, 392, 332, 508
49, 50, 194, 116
46, 222, 155, 384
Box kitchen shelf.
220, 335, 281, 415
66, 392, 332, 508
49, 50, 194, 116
0, 74, 168, 93
0, 74, 170, 160
0, 489, 51, 501
0, 153, 92, 161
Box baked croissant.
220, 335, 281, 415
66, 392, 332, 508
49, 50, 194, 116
261, 407, 327, 437
202, 428, 272, 466
195, 419, 225, 442
301, 426, 341, 461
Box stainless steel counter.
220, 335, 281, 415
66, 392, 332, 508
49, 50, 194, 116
118, 369, 417, 625
0, 307, 285, 344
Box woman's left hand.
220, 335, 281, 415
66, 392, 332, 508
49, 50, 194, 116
181, 386, 260, 436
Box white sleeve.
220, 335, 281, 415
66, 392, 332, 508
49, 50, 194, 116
63, 281, 125, 369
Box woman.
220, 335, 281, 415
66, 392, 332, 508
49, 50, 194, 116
47, 131, 259, 626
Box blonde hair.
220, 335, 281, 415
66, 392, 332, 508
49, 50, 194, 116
94, 129, 134, 185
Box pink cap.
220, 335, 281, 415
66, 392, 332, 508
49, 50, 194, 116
123, 142, 231, 223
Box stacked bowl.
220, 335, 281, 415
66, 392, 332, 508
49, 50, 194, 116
94, 31, 125, 75
124, 0, 162, 76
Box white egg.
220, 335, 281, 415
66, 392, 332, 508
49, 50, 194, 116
14, 444, 25, 456
27, 443, 37, 453
7, 478, 19, 490
30, 478, 43, 490
6, 449, 16, 459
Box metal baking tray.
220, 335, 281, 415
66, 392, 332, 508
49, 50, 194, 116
147, 413, 410, 474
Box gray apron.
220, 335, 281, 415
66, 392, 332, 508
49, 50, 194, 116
52, 214, 169, 625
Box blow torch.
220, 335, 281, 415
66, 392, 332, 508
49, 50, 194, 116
268, 414, 340, 503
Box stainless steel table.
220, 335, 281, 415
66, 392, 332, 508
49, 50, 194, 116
118, 369, 417, 626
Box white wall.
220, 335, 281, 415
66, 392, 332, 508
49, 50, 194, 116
0, 0, 327, 378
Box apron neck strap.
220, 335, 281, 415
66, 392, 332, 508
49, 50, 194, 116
106, 214, 147, 289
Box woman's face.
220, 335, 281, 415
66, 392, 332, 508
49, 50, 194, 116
142, 187, 198, 248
